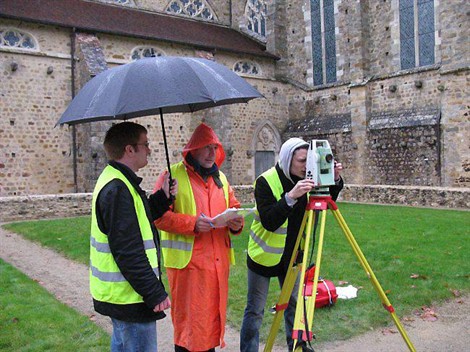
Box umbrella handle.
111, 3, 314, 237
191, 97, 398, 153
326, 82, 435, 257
160, 109, 174, 202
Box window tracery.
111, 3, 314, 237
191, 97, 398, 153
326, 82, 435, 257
245, 0, 267, 38
166, 0, 217, 21
0, 28, 38, 51
131, 46, 166, 60
233, 60, 261, 77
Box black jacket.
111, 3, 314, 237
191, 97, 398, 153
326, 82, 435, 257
93, 161, 171, 322
247, 164, 344, 277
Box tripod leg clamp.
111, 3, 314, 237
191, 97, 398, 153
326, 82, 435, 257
383, 303, 395, 313
292, 329, 314, 341
275, 303, 289, 311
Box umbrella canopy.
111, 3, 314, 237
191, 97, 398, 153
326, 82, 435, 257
57, 56, 263, 125
56, 56, 263, 183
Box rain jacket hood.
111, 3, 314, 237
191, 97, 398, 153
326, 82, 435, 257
182, 123, 226, 167
278, 137, 309, 183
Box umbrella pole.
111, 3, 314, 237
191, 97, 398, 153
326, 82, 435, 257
159, 109, 174, 198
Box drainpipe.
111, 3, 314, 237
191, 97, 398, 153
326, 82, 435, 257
70, 28, 78, 193
229, 0, 232, 27
436, 111, 442, 186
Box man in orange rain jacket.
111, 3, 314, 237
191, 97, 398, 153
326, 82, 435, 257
153, 123, 243, 352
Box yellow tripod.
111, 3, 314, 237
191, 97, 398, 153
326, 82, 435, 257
264, 195, 416, 352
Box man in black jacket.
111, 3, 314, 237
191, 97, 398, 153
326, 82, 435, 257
240, 138, 343, 351
90, 122, 176, 352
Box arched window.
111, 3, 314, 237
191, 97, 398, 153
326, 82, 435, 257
399, 0, 435, 69
245, 0, 267, 38
310, 0, 337, 86
233, 60, 262, 77
166, 0, 217, 21
0, 28, 38, 51
131, 46, 166, 60
251, 121, 281, 179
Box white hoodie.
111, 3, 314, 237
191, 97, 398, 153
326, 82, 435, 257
278, 138, 309, 184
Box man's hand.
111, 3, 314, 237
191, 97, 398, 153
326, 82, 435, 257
153, 296, 171, 312
195, 214, 214, 233
334, 161, 343, 182
161, 171, 178, 199
227, 216, 243, 232
287, 179, 316, 199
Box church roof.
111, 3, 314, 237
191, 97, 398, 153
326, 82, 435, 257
0, 0, 278, 59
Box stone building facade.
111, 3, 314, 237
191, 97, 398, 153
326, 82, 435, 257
0, 0, 468, 198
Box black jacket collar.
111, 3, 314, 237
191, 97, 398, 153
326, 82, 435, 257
109, 160, 143, 188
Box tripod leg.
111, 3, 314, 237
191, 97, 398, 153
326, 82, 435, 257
331, 207, 417, 352
264, 210, 309, 352
291, 209, 328, 351
291, 209, 319, 349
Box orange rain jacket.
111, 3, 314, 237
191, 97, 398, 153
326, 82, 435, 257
154, 123, 242, 350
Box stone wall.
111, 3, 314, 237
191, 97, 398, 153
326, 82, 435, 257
341, 184, 470, 210
1, 0, 468, 197
366, 107, 441, 185
281, 0, 469, 188
73, 33, 110, 193
0, 18, 285, 195
1, 20, 74, 196
1, 186, 468, 223
0, 193, 92, 222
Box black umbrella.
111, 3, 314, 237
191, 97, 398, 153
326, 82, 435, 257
57, 56, 263, 176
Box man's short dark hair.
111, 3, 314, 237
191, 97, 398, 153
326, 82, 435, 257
294, 145, 309, 153
103, 122, 147, 160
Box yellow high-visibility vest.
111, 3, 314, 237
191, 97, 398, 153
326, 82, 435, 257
248, 167, 289, 267
90, 165, 159, 304
160, 161, 234, 269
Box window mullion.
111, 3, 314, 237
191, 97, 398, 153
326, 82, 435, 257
320, 0, 327, 85
413, 0, 420, 67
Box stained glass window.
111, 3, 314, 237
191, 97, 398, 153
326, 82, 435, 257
131, 46, 165, 60
245, 0, 267, 38
399, 0, 435, 69
310, 0, 337, 86
0, 28, 38, 50
233, 60, 261, 76
166, 0, 217, 21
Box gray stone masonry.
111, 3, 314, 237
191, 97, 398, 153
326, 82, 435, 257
1, 186, 468, 223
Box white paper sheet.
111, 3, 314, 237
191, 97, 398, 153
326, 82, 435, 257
211, 207, 255, 228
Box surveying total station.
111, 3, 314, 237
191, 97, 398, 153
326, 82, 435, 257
264, 140, 416, 352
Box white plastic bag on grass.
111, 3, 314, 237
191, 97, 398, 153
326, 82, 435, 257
336, 285, 358, 299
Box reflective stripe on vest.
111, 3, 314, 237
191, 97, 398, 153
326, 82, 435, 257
90, 165, 159, 305
160, 161, 234, 269
248, 167, 289, 267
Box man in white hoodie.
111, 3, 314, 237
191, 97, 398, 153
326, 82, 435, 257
240, 137, 343, 351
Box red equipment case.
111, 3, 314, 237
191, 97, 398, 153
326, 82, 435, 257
304, 266, 338, 308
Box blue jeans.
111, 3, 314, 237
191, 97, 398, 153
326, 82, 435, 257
240, 268, 299, 351
111, 318, 157, 352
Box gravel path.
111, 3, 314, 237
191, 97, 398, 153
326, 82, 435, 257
1, 226, 468, 351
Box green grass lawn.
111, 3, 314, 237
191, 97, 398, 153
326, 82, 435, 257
2, 202, 469, 347
229, 203, 470, 345
0, 260, 109, 351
